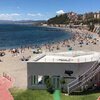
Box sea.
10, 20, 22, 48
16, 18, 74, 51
0, 24, 72, 49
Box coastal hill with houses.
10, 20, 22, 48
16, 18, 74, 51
42, 11, 100, 35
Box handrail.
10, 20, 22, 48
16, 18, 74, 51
71, 64, 99, 88
68, 62, 97, 87
68, 66, 100, 93
68, 60, 99, 87
68, 64, 100, 93
68, 62, 98, 88
67, 57, 100, 94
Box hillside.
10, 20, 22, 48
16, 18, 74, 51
47, 12, 100, 26
47, 14, 70, 24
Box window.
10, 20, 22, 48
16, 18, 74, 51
57, 77, 60, 89
31, 75, 37, 85
53, 77, 56, 86
33, 75, 36, 84
38, 75, 43, 84
31, 75, 33, 85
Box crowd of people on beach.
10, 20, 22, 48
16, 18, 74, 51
43, 28, 99, 52
0, 28, 100, 62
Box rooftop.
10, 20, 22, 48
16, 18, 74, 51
29, 51, 100, 63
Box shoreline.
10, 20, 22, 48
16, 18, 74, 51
0, 26, 99, 52
0, 26, 73, 50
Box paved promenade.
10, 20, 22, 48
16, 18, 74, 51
0, 73, 14, 100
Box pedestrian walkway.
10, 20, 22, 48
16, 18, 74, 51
0, 73, 14, 100
53, 90, 60, 100
97, 96, 100, 100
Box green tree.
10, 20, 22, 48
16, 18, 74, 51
44, 76, 54, 94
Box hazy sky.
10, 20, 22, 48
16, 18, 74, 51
0, 0, 100, 20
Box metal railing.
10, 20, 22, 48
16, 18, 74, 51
44, 56, 98, 63
68, 60, 98, 87
68, 64, 100, 94
67, 58, 100, 94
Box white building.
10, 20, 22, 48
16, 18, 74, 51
94, 12, 100, 19
27, 51, 100, 94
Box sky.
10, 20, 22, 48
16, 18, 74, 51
0, 0, 100, 20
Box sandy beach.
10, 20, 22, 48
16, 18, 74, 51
0, 28, 100, 89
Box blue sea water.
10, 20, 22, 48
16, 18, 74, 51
0, 24, 72, 49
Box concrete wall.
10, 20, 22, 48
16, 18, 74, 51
27, 61, 95, 89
